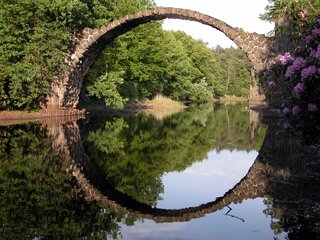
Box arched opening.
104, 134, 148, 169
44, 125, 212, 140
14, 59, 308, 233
46, 7, 272, 109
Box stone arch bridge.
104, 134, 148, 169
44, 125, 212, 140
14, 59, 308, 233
46, 7, 276, 109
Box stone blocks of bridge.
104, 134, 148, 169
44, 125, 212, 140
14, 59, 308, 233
47, 7, 275, 110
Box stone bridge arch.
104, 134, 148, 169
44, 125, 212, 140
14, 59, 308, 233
46, 7, 275, 109
45, 119, 290, 223
71, 156, 270, 223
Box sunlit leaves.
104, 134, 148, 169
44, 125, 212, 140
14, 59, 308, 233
87, 71, 128, 108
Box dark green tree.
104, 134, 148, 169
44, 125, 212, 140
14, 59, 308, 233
0, 0, 154, 110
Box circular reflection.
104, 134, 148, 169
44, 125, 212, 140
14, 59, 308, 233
158, 149, 258, 209
83, 103, 267, 211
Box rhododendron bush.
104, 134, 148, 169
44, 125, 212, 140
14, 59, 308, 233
266, 18, 320, 144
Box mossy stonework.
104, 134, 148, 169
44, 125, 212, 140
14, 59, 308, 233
46, 7, 277, 109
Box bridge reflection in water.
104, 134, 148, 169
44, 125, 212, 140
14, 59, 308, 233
43, 110, 320, 238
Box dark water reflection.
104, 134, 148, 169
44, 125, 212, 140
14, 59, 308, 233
0, 103, 319, 239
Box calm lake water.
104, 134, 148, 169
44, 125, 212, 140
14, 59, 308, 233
0, 103, 319, 240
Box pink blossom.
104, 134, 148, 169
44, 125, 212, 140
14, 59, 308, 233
268, 80, 275, 87
285, 57, 306, 78
277, 53, 292, 65
292, 57, 306, 70
308, 103, 318, 112
268, 59, 276, 67
299, 10, 308, 21
301, 65, 318, 80
277, 55, 286, 65
285, 66, 295, 78
292, 105, 301, 115
316, 44, 320, 59
305, 35, 314, 43
312, 28, 320, 37
282, 107, 291, 114
294, 82, 304, 94
285, 52, 292, 60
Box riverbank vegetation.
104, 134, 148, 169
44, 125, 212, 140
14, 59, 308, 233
261, 0, 320, 144
0, 0, 251, 111
141, 94, 186, 109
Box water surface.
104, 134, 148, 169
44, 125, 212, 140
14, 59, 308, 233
0, 103, 319, 240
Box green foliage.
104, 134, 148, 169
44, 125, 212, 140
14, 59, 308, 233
0, 123, 124, 239
213, 46, 251, 97
0, 0, 154, 110
83, 103, 267, 205
84, 0, 155, 28
87, 70, 128, 108
260, 0, 320, 41
0, 0, 91, 109
171, 32, 226, 97
261, 0, 320, 23
85, 24, 251, 106
1, 0, 251, 110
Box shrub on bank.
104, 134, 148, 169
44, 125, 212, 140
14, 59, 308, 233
266, 18, 320, 144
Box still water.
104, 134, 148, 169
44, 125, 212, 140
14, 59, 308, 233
0, 103, 319, 240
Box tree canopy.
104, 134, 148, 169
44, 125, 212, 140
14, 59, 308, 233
1, 0, 252, 110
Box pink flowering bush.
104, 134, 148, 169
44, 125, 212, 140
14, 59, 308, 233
266, 18, 320, 144
261, 0, 320, 42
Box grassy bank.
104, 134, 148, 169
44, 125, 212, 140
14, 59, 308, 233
218, 95, 248, 103
142, 94, 187, 109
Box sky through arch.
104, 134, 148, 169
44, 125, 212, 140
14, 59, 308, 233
154, 0, 274, 48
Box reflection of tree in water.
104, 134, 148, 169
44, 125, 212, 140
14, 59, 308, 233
82, 103, 267, 206
80, 105, 320, 239
0, 124, 123, 239
259, 122, 320, 240
264, 195, 320, 240
266, 180, 320, 240
0, 106, 319, 239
